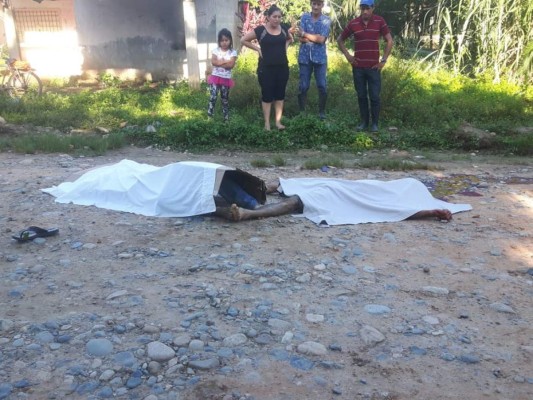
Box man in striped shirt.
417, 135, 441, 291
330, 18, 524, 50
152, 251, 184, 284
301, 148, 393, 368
337, 0, 393, 132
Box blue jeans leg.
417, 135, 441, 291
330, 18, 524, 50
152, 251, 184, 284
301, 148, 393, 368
298, 63, 312, 95
353, 68, 382, 125
353, 68, 369, 125
313, 63, 327, 96
367, 69, 381, 125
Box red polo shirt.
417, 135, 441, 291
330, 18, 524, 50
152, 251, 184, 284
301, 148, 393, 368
340, 15, 390, 68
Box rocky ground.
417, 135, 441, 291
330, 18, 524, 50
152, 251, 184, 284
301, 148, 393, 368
0, 147, 532, 400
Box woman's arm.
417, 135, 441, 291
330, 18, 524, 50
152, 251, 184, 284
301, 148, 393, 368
285, 30, 294, 51
241, 30, 262, 58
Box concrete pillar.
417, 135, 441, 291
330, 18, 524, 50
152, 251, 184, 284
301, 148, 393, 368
215, 0, 238, 44
2, 5, 20, 59
183, 0, 200, 90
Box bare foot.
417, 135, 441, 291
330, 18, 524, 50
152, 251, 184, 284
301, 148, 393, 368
409, 209, 453, 221
264, 125, 271, 131
433, 209, 452, 221
276, 124, 286, 130
230, 203, 254, 222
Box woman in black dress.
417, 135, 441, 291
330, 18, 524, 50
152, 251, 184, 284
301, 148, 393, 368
241, 5, 293, 131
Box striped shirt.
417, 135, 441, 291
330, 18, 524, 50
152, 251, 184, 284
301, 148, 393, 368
340, 15, 390, 68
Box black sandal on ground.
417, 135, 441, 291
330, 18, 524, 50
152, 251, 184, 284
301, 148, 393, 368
12, 226, 59, 242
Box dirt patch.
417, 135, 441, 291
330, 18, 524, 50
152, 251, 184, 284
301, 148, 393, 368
0, 147, 531, 400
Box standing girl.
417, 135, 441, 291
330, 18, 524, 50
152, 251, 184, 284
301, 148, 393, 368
207, 28, 238, 121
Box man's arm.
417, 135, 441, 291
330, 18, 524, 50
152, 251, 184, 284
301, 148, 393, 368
382, 33, 393, 61
374, 32, 393, 70
299, 16, 330, 44
337, 34, 355, 65
299, 30, 326, 44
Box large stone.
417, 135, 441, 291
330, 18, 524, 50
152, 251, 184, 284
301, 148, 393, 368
86, 338, 113, 357
147, 341, 175, 362
223, 333, 247, 347
359, 325, 385, 346
455, 122, 497, 148
0, 319, 14, 332
268, 318, 291, 331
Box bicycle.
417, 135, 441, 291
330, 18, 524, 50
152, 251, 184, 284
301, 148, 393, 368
0, 58, 43, 99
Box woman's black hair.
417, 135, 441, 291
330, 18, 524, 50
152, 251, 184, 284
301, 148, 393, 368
218, 28, 233, 50
265, 5, 282, 17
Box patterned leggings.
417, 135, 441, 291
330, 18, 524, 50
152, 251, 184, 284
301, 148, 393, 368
207, 84, 230, 120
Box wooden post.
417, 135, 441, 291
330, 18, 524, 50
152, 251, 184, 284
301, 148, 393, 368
183, 0, 200, 90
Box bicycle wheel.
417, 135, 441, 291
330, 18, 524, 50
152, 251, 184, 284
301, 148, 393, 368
7, 71, 43, 98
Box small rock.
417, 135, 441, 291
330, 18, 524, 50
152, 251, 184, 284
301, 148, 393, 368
364, 304, 391, 315
421, 286, 449, 296
297, 341, 327, 356
306, 314, 324, 323
223, 333, 247, 347
188, 358, 220, 370
489, 302, 516, 314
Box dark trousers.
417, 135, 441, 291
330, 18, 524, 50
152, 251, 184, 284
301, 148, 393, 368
257, 64, 289, 102
353, 67, 381, 125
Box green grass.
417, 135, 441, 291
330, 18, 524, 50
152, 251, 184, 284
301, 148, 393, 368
0, 46, 531, 155
250, 158, 270, 168
0, 132, 126, 155
271, 155, 287, 167
250, 155, 288, 168
303, 156, 345, 170
355, 158, 439, 171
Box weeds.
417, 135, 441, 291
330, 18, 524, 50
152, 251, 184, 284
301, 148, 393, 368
303, 156, 345, 170
250, 158, 270, 168
271, 155, 287, 167
355, 158, 439, 171
0, 132, 126, 155
0, 46, 531, 155
250, 155, 287, 168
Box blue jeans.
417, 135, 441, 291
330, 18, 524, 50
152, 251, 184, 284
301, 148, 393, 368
353, 67, 381, 125
299, 62, 327, 95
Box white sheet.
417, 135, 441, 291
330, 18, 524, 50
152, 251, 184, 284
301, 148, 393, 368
279, 177, 472, 225
42, 159, 222, 217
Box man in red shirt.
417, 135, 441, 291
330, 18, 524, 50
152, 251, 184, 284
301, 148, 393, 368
337, 0, 393, 132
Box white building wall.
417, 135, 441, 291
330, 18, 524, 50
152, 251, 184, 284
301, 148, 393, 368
2, 0, 239, 80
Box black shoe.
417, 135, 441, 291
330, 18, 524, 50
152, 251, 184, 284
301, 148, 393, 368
319, 112, 326, 120
356, 123, 368, 131
370, 123, 379, 132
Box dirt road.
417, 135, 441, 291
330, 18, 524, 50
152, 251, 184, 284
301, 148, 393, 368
0, 147, 531, 399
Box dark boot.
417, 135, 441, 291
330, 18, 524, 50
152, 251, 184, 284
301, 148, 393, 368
357, 96, 370, 130
318, 92, 327, 120
298, 93, 307, 113
370, 97, 380, 132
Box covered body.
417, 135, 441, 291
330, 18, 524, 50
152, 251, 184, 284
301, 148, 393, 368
42, 160, 265, 217
279, 177, 472, 225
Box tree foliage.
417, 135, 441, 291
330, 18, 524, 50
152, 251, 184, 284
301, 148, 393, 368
238, 0, 532, 84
